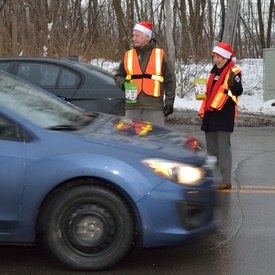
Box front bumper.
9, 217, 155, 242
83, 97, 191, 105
136, 175, 219, 247
176, 200, 213, 230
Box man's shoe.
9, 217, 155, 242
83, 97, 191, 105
219, 183, 232, 190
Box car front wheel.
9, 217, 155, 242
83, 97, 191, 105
41, 184, 135, 271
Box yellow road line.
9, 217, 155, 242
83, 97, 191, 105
238, 185, 275, 189
236, 189, 275, 194
219, 185, 275, 193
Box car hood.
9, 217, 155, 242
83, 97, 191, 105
73, 112, 203, 153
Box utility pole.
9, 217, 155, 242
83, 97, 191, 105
222, 0, 241, 47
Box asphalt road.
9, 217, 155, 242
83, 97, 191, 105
1, 123, 275, 275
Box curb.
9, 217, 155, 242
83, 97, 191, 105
165, 110, 275, 127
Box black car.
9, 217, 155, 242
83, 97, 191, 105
0, 56, 124, 115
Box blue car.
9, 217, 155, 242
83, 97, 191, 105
0, 71, 219, 271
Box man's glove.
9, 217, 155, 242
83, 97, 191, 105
163, 105, 173, 117
227, 71, 235, 87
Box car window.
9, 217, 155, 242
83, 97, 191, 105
0, 62, 11, 72
58, 68, 80, 88
16, 62, 81, 90
16, 63, 59, 88
0, 115, 19, 140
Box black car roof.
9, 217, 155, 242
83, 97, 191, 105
0, 56, 114, 76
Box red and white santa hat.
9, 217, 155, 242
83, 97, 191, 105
212, 42, 234, 60
133, 21, 153, 38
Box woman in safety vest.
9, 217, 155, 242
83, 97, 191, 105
114, 21, 176, 125
198, 42, 243, 190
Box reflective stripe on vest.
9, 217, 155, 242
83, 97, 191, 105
198, 66, 240, 118
210, 67, 239, 109
126, 50, 134, 76
124, 48, 164, 97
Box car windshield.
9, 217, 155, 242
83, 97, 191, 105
0, 72, 88, 129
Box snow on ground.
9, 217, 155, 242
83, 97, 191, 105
91, 58, 275, 117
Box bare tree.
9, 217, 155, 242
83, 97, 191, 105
266, 0, 275, 48
0, 0, 273, 61
164, 0, 176, 66
113, 0, 130, 51
11, 0, 18, 55
257, 0, 266, 49
187, 0, 207, 60
179, 0, 188, 62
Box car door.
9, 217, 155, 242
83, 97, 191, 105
71, 64, 125, 114
0, 114, 26, 233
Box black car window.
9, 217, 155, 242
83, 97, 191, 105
16, 62, 80, 90
0, 115, 20, 140
16, 63, 59, 88
58, 68, 80, 89
0, 62, 11, 72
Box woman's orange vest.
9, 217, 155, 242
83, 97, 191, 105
124, 48, 164, 97
198, 66, 241, 119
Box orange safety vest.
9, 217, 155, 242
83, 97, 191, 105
124, 48, 164, 97
198, 66, 241, 119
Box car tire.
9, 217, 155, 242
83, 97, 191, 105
41, 184, 135, 271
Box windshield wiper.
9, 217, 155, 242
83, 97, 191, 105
47, 125, 79, 131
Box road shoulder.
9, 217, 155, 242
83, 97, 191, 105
165, 110, 275, 127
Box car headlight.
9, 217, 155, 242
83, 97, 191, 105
141, 158, 205, 185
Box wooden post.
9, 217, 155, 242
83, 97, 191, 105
222, 0, 241, 47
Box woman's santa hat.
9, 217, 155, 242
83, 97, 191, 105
212, 42, 235, 60
133, 21, 152, 38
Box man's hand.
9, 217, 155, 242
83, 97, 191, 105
163, 105, 173, 117
227, 71, 235, 87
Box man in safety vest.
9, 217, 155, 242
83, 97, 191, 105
198, 42, 243, 190
114, 21, 176, 125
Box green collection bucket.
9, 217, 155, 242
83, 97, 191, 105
125, 81, 138, 104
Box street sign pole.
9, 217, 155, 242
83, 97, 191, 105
222, 0, 241, 47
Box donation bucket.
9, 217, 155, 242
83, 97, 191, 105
194, 78, 207, 100
125, 81, 138, 104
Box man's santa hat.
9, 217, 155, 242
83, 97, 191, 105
133, 21, 153, 38
212, 42, 235, 60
